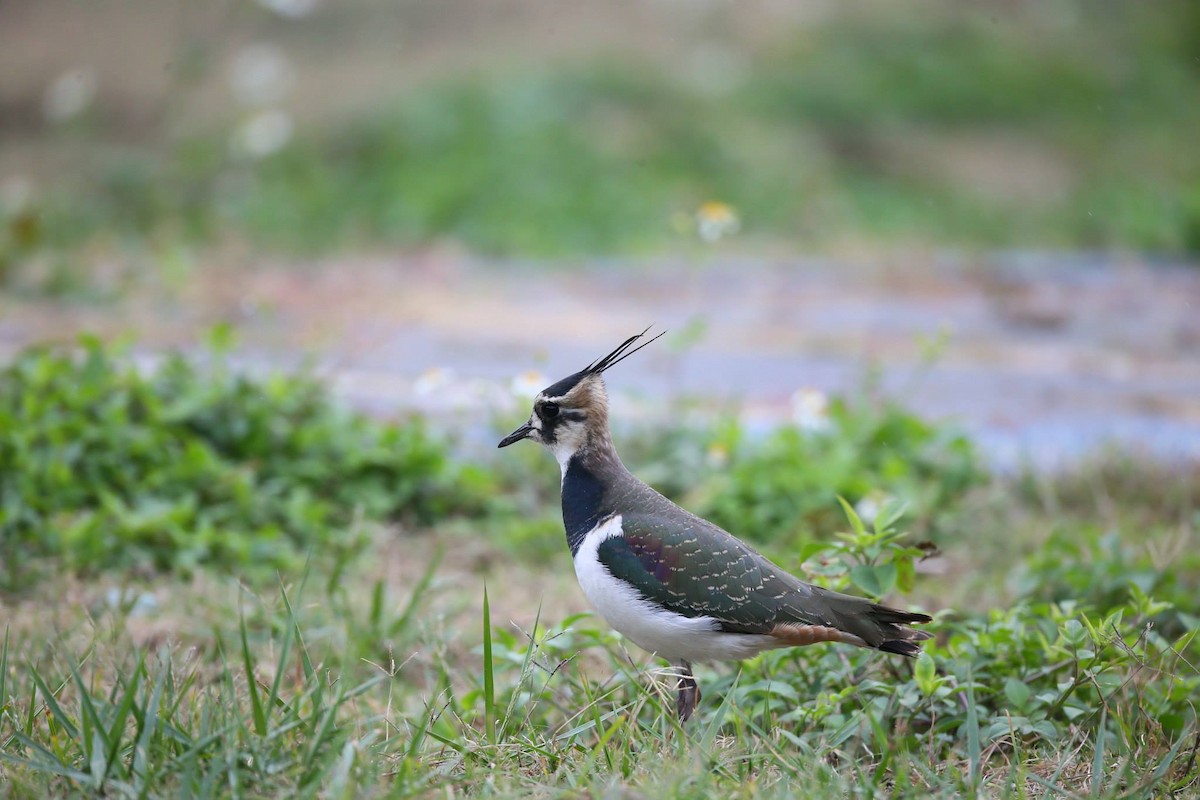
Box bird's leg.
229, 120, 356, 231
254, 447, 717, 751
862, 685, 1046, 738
675, 660, 701, 721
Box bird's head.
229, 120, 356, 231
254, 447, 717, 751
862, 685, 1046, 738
497, 327, 664, 466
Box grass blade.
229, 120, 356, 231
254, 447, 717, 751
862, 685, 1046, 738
240, 613, 268, 737
1091, 704, 1106, 796
587, 711, 628, 765
699, 669, 741, 745
0, 745, 94, 784
70, 664, 112, 787
101, 653, 144, 782
89, 729, 108, 790
390, 547, 443, 639
965, 669, 981, 790
501, 601, 544, 740
1, 627, 8, 717
299, 683, 345, 787
29, 669, 79, 744
1147, 724, 1194, 790
482, 585, 496, 745
132, 647, 170, 787
269, 582, 299, 716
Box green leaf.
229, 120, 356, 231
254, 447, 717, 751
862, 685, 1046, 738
837, 496, 867, 538
895, 554, 916, 593
914, 652, 937, 696
1003, 677, 1031, 711
849, 563, 897, 598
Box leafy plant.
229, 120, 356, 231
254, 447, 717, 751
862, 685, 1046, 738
0, 336, 488, 588
680, 398, 981, 550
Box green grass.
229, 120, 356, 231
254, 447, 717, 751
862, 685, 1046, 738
0, 339, 1198, 796
1, 504, 1196, 797
3, 1, 1199, 280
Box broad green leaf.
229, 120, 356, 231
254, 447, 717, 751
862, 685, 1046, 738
1003, 677, 1031, 711
849, 563, 896, 598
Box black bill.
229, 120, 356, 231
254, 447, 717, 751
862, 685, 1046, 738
497, 422, 534, 448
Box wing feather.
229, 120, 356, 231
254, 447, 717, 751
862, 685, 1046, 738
595, 512, 789, 633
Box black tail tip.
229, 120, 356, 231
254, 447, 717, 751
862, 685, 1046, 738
879, 639, 925, 658
878, 638, 921, 657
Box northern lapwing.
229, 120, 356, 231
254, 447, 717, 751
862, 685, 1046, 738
498, 328, 932, 721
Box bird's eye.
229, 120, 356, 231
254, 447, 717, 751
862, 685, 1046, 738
540, 402, 559, 419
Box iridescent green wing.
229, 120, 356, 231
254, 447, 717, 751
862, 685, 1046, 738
595, 512, 791, 633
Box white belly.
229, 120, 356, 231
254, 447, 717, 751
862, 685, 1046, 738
572, 515, 777, 663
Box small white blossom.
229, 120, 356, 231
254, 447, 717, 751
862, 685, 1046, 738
510, 370, 547, 398
0, 176, 34, 214
854, 491, 893, 527
230, 44, 293, 107
104, 588, 159, 617
790, 387, 830, 433
43, 68, 97, 122
232, 110, 294, 159
255, 0, 320, 18
685, 44, 747, 96
695, 201, 740, 243
706, 442, 730, 468
414, 367, 454, 397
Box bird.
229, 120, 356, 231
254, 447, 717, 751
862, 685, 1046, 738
497, 328, 932, 721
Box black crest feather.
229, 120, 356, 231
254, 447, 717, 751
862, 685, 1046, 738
541, 327, 665, 398
584, 326, 665, 376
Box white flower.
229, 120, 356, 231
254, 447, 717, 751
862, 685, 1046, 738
255, 0, 320, 18
43, 68, 97, 122
0, 176, 34, 214
232, 110, 294, 159
695, 201, 740, 243
510, 370, 547, 398
790, 387, 830, 433
854, 491, 893, 527
230, 44, 293, 107
414, 367, 454, 397
104, 588, 159, 617
706, 442, 730, 468
685, 44, 747, 97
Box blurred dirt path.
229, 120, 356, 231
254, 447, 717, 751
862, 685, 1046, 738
2, 251, 1198, 469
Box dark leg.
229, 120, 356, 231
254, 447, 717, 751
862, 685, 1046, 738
675, 660, 701, 722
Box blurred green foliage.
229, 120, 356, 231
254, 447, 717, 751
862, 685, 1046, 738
1, 334, 1193, 646
480, 399, 982, 570
0, 336, 983, 588
622, 400, 981, 553
3, 2, 1198, 274
0, 336, 489, 588
697, 402, 980, 546
1012, 526, 1200, 640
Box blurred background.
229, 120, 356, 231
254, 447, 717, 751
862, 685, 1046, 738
3, 6, 1200, 789
2, 0, 1199, 465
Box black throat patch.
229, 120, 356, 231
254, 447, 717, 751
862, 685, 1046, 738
560, 454, 607, 556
